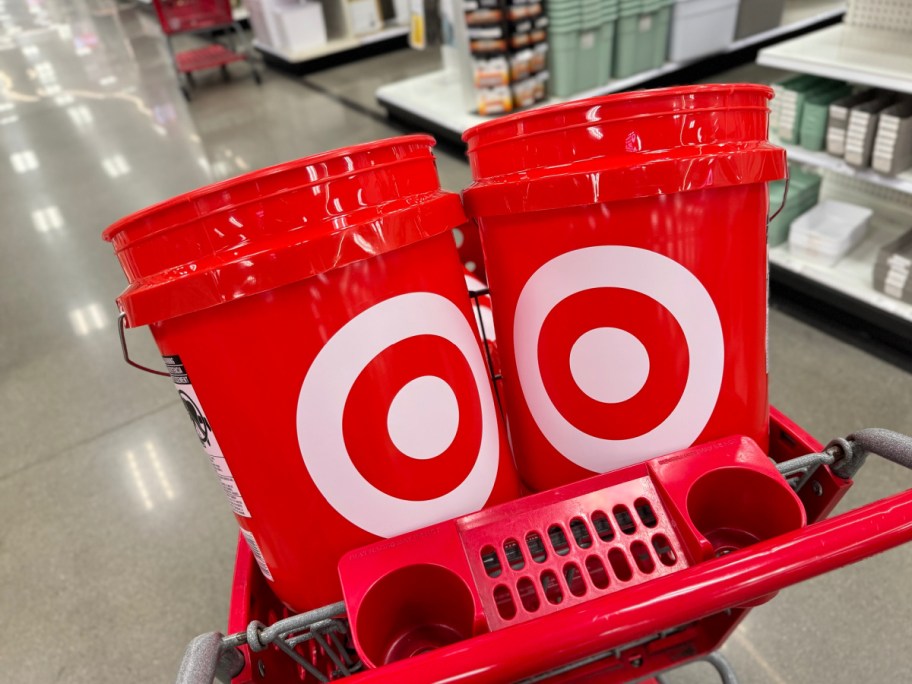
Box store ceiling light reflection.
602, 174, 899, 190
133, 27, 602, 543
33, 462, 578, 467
67, 104, 92, 127
31, 205, 63, 233
10, 150, 38, 173
126, 441, 176, 511
102, 154, 130, 178
68, 302, 107, 336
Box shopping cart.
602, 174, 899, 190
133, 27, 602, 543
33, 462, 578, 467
172, 294, 912, 684
152, 0, 261, 100
175, 404, 912, 684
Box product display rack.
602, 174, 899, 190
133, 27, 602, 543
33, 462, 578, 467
377, 1, 845, 143
255, 24, 408, 74
759, 6, 912, 354
758, 24, 912, 95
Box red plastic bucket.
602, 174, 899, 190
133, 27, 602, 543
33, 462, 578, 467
104, 136, 521, 612
462, 85, 787, 492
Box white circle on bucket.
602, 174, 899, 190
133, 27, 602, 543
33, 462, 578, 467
297, 292, 499, 539
513, 246, 724, 473
569, 327, 650, 404
388, 376, 460, 460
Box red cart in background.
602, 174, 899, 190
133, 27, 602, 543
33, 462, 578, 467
152, 0, 261, 100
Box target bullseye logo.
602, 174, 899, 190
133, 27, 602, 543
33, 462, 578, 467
297, 292, 500, 538
514, 246, 725, 472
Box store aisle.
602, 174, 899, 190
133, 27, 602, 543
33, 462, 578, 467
0, 1, 911, 683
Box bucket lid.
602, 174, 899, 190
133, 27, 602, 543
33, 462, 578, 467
462, 84, 779, 179
104, 135, 466, 327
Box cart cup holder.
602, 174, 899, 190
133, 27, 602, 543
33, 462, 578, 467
686, 466, 806, 556
354, 564, 478, 667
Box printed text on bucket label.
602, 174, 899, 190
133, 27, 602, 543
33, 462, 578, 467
163, 355, 251, 518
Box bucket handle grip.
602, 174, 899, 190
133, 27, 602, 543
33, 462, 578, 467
118, 312, 171, 377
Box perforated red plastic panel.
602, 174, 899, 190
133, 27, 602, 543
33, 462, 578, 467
460, 474, 690, 629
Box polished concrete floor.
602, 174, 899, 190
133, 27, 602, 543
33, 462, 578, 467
1, 2, 911, 683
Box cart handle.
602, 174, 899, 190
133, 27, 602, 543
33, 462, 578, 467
350, 428, 912, 683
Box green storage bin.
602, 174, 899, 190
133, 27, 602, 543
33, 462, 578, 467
549, 28, 581, 97
577, 27, 602, 91
594, 19, 616, 85
613, 0, 670, 78
778, 78, 844, 143
649, 1, 671, 69
768, 166, 822, 246
799, 86, 852, 151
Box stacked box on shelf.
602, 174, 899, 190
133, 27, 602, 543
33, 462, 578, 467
509, 2, 550, 107
826, 90, 878, 157
799, 84, 851, 151
789, 200, 873, 267
613, 0, 672, 78
872, 100, 912, 175
768, 164, 822, 246
845, 94, 897, 168
547, 0, 582, 96
668, 0, 739, 63
466, 0, 549, 113
873, 228, 912, 303
734, 0, 785, 39
548, 0, 618, 96
777, 76, 844, 144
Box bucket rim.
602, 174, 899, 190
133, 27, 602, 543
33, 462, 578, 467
102, 134, 436, 242
462, 84, 773, 145
462, 143, 786, 218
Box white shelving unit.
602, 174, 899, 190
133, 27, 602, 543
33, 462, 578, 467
770, 217, 912, 327
254, 24, 407, 64
758, 23, 912, 94
377, 3, 845, 142
246, 0, 409, 70
783, 142, 912, 195
757, 7, 912, 348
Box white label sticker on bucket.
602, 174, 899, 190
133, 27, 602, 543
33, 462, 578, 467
580, 31, 596, 50
639, 14, 652, 32
163, 355, 251, 518
240, 528, 274, 581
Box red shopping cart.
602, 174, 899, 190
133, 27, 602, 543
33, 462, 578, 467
152, 0, 261, 100
174, 400, 912, 684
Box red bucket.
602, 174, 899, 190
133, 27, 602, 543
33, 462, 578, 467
104, 136, 521, 612
462, 85, 787, 492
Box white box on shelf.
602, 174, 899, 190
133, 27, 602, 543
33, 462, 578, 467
668, 0, 739, 63
271, 2, 328, 53
347, 0, 382, 35
789, 200, 873, 266
246, 0, 300, 49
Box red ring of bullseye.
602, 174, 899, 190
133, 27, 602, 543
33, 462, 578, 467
342, 335, 482, 502
538, 287, 689, 441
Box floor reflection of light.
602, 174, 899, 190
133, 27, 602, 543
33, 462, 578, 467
126, 450, 154, 511
67, 104, 93, 127
31, 205, 63, 233
145, 441, 175, 501
32, 61, 56, 85
0, 115, 17, 125
10, 150, 38, 173
102, 154, 130, 178
99, 75, 117, 87
68, 303, 107, 336
54, 93, 74, 106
